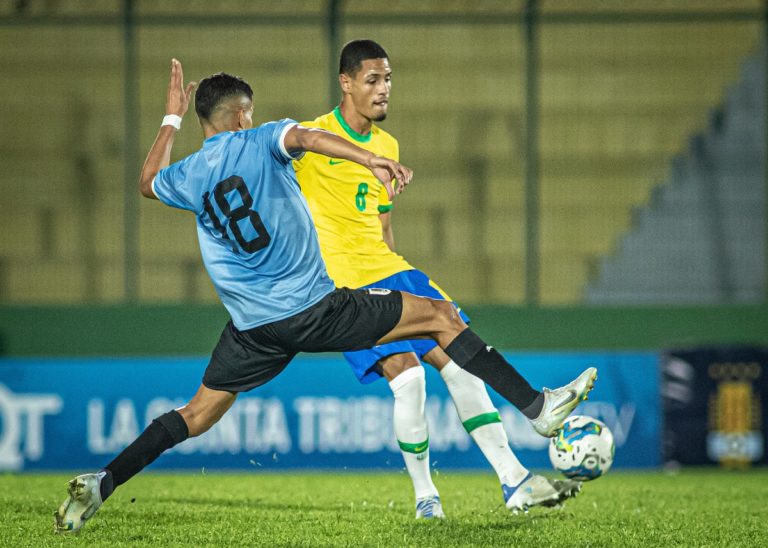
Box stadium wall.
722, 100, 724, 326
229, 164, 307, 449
0, 353, 658, 471
0, 304, 766, 356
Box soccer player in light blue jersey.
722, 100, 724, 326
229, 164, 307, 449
54, 59, 595, 534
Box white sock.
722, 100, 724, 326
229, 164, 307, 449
440, 360, 529, 487
389, 366, 438, 500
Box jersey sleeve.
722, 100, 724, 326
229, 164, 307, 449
152, 158, 196, 212
377, 185, 393, 214
260, 118, 305, 165
292, 119, 319, 173
377, 136, 399, 213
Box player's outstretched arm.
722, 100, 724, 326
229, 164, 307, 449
284, 125, 413, 199
138, 58, 196, 199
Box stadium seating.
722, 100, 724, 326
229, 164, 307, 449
586, 40, 766, 303
383, 22, 763, 303
0, 12, 763, 304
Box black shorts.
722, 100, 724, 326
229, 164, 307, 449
203, 287, 403, 392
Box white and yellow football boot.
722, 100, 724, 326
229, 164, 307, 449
530, 367, 598, 437
54, 472, 104, 534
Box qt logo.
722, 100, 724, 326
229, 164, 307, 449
0, 383, 63, 470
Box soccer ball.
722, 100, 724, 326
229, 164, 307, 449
549, 415, 615, 481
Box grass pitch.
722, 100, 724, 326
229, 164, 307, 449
4, 469, 768, 547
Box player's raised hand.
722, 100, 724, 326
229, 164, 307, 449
166, 58, 197, 117
368, 156, 413, 200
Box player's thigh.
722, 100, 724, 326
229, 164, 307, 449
392, 270, 463, 311
204, 320, 296, 393
278, 288, 404, 353
177, 384, 237, 437
362, 270, 467, 368
376, 292, 467, 346
376, 352, 422, 382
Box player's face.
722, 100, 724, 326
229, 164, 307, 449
348, 58, 391, 122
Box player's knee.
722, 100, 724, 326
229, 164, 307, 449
431, 299, 465, 332
378, 353, 421, 381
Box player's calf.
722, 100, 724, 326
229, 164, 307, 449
177, 384, 238, 437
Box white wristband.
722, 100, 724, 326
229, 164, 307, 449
161, 114, 182, 130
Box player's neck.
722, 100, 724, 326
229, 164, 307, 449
203, 127, 222, 139
338, 101, 372, 136
202, 117, 242, 140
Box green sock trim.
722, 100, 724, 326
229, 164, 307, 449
398, 438, 429, 454
463, 411, 502, 433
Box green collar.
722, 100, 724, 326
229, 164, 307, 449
333, 106, 372, 143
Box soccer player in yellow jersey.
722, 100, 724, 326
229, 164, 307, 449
295, 40, 588, 518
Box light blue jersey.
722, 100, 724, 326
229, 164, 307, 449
152, 119, 335, 330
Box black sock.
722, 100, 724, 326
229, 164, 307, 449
445, 328, 541, 414
101, 410, 189, 501
98, 469, 114, 502
520, 392, 545, 419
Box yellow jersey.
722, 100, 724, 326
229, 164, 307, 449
294, 107, 412, 288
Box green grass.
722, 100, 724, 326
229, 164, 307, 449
4, 469, 768, 547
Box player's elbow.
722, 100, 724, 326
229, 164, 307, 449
138, 175, 156, 199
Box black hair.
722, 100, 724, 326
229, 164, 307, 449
339, 39, 389, 76
194, 72, 253, 120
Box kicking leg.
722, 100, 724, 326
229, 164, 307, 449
425, 347, 529, 489
378, 353, 444, 519
378, 294, 542, 415
426, 346, 584, 509
105, 384, 237, 495
55, 384, 236, 534
379, 293, 596, 437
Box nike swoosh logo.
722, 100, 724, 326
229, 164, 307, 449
552, 390, 577, 412
329, 159, 345, 165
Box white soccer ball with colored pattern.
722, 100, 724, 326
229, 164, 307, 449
549, 415, 615, 480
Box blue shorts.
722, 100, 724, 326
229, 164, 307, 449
343, 269, 470, 384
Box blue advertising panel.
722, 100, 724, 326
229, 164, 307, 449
0, 352, 659, 471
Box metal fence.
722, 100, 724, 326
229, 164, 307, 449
0, 0, 765, 305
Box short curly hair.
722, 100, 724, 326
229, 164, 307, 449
339, 39, 389, 76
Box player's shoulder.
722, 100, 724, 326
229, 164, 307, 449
300, 111, 335, 130
248, 118, 297, 133
236, 125, 269, 142
235, 119, 297, 148
237, 118, 298, 134
372, 123, 396, 140
372, 124, 398, 146
371, 125, 399, 157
